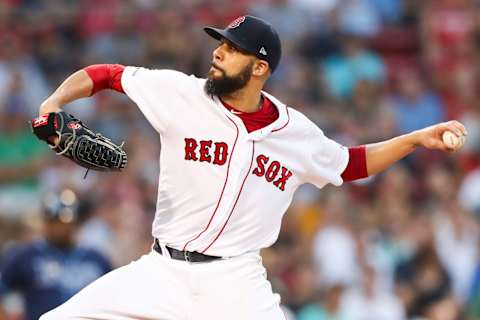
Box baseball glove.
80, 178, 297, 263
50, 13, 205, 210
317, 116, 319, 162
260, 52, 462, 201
31, 111, 127, 172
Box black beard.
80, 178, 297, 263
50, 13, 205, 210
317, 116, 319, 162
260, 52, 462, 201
204, 62, 253, 96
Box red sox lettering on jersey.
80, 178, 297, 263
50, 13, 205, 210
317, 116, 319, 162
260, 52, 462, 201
120, 66, 349, 257
184, 138, 229, 165
252, 155, 292, 191
184, 138, 293, 191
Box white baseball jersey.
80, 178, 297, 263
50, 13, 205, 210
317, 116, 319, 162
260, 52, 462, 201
121, 67, 349, 257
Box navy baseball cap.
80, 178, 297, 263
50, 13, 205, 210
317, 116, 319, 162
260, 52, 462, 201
204, 15, 282, 72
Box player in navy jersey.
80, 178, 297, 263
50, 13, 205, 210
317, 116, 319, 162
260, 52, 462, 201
0, 190, 112, 320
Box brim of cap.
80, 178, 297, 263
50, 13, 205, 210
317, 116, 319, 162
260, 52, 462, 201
203, 27, 255, 56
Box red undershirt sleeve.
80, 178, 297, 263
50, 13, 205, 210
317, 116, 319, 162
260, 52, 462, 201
84, 64, 126, 95
341, 145, 368, 182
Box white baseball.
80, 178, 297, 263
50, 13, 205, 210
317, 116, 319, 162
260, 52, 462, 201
442, 131, 465, 150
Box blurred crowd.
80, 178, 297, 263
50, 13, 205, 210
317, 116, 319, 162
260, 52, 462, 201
1, 0, 480, 319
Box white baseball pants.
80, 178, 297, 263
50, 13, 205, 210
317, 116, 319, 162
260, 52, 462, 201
39, 249, 285, 319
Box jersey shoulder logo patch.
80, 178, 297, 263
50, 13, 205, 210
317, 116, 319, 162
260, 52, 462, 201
228, 16, 246, 29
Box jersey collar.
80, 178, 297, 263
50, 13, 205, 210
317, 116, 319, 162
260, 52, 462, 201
213, 91, 289, 141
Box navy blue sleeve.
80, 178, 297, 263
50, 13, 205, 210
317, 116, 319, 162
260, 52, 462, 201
0, 246, 31, 293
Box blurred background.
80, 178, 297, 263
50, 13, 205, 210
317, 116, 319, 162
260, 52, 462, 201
0, 0, 480, 319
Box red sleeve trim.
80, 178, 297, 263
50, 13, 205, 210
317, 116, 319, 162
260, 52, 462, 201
341, 145, 368, 182
84, 64, 125, 95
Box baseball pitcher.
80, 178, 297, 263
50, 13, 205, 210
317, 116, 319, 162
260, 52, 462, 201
33, 16, 467, 320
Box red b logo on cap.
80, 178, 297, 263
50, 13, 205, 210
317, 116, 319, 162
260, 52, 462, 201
228, 16, 246, 29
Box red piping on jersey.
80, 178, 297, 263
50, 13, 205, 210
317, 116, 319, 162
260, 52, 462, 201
201, 141, 255, 254
182, 116, 240, 251
271, 105, 290, 133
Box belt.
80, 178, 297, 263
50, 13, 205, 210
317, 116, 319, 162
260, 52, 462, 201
153, 239, 222, 263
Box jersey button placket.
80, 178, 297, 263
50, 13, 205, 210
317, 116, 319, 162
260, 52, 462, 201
224, 135, 250, 202
203, 136, 254, 251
